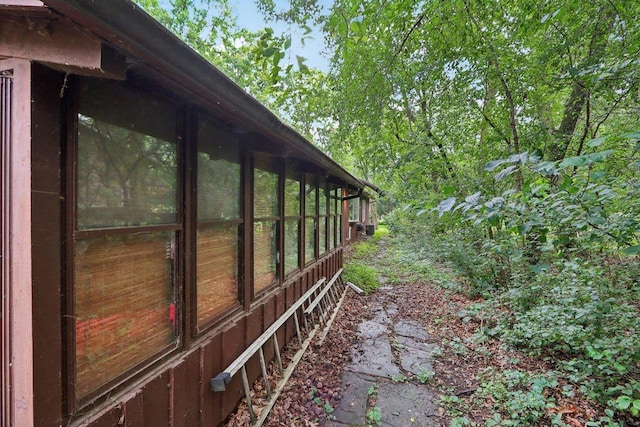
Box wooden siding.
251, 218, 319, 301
2, 58, 34, 427
25, 48, 358, 427
28, 252, 343, 427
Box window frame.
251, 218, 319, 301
251, 153, 282, 298
193, 115, 245, 334
65, 76, 184, 411
303, 174, 318, 265
318, 177, 328, 256
283, 165, 302, 277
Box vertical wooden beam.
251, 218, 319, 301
62, 71, 79, 416
0, 58, 34, 426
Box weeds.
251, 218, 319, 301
366, 407, 382, 426
343, 262, 379, 294
416, 368, 434, 384
384, 197, 640, 423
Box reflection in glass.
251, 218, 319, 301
284, 219, 299, 275
254, 169, 279, 218
77, 116, 177, 229
284, 178, 301, 217
305, 179, 316, 217
198, 153, 241, 221
349, 198, 359, 221
319, 179, 327, 215
319, 217, 327, 255
305, 218, 315, 263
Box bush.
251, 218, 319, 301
351, 241, 378, 259
476, 257, 640, 411
343, 262, 379, 294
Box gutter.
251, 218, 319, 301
41, 0, 364, 189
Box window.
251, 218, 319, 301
253, 155, 280, 294
73, 78, 180, 403
304, 175, 317, 264
337, 189, 343, 246
284, 167, 301, 276
328, 186, 340, 250
348, 197, 359, 222
318, 178, 328, 255
196, 119, 242, 328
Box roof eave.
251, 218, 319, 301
41, 0, 364, 189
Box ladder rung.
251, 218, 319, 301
211, 278, 326, 391
241, 366, 256, 422
258, 348, 271, 398
304, 268, 343, 315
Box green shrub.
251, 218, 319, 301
343, 262, 378, 294
351, 241, 377, 259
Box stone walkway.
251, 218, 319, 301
326, 286, 440, 426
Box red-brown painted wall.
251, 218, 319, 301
30, 63, 348, 427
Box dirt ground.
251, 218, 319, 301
225, 238, 607, 426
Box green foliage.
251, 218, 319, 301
416, 368, 434, 384
366, 406, 382, 426
391, 373, 407, 383
476, 369, 558, 425
367, 383, 378, 397
342, 262, 378, 294
450, 417, 471, 427
389, 181, 640, 421
351, 241, 378, 259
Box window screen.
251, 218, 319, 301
77, 80, 177, 229
304, 176, 317, 263
74, 78, 179, 402
253, 156, 280, 293
284, 174, 301, 275
196, 120, 242, 327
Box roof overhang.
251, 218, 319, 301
0, 0, 368, 189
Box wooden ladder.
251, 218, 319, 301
211, 268, 348, 425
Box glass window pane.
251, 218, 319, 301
329, 216, 335, 250
331, 188, 339, 216
338, 214, 342, 246
284, 219, 299, 275
197, 224, 239, 326
254, 168, 279, 218
305, 218, 315, 263
319, 179, 327, 215
254, 220, 278, 292
284, 178, 301, 217
349, 198, 359, 221
74, 232, 177, 400
319, 217, 327, 255
77, 124, 177, 229
197, 120, 241, 221
305, 178, 316, 217
77, 80, 177, 229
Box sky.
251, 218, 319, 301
231, 0, 331, 71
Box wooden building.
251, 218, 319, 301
0, 1, 379, 425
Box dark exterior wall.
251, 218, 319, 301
31, 63, 64, 426
28, 65, 354, 427
76, 251, 343, 427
